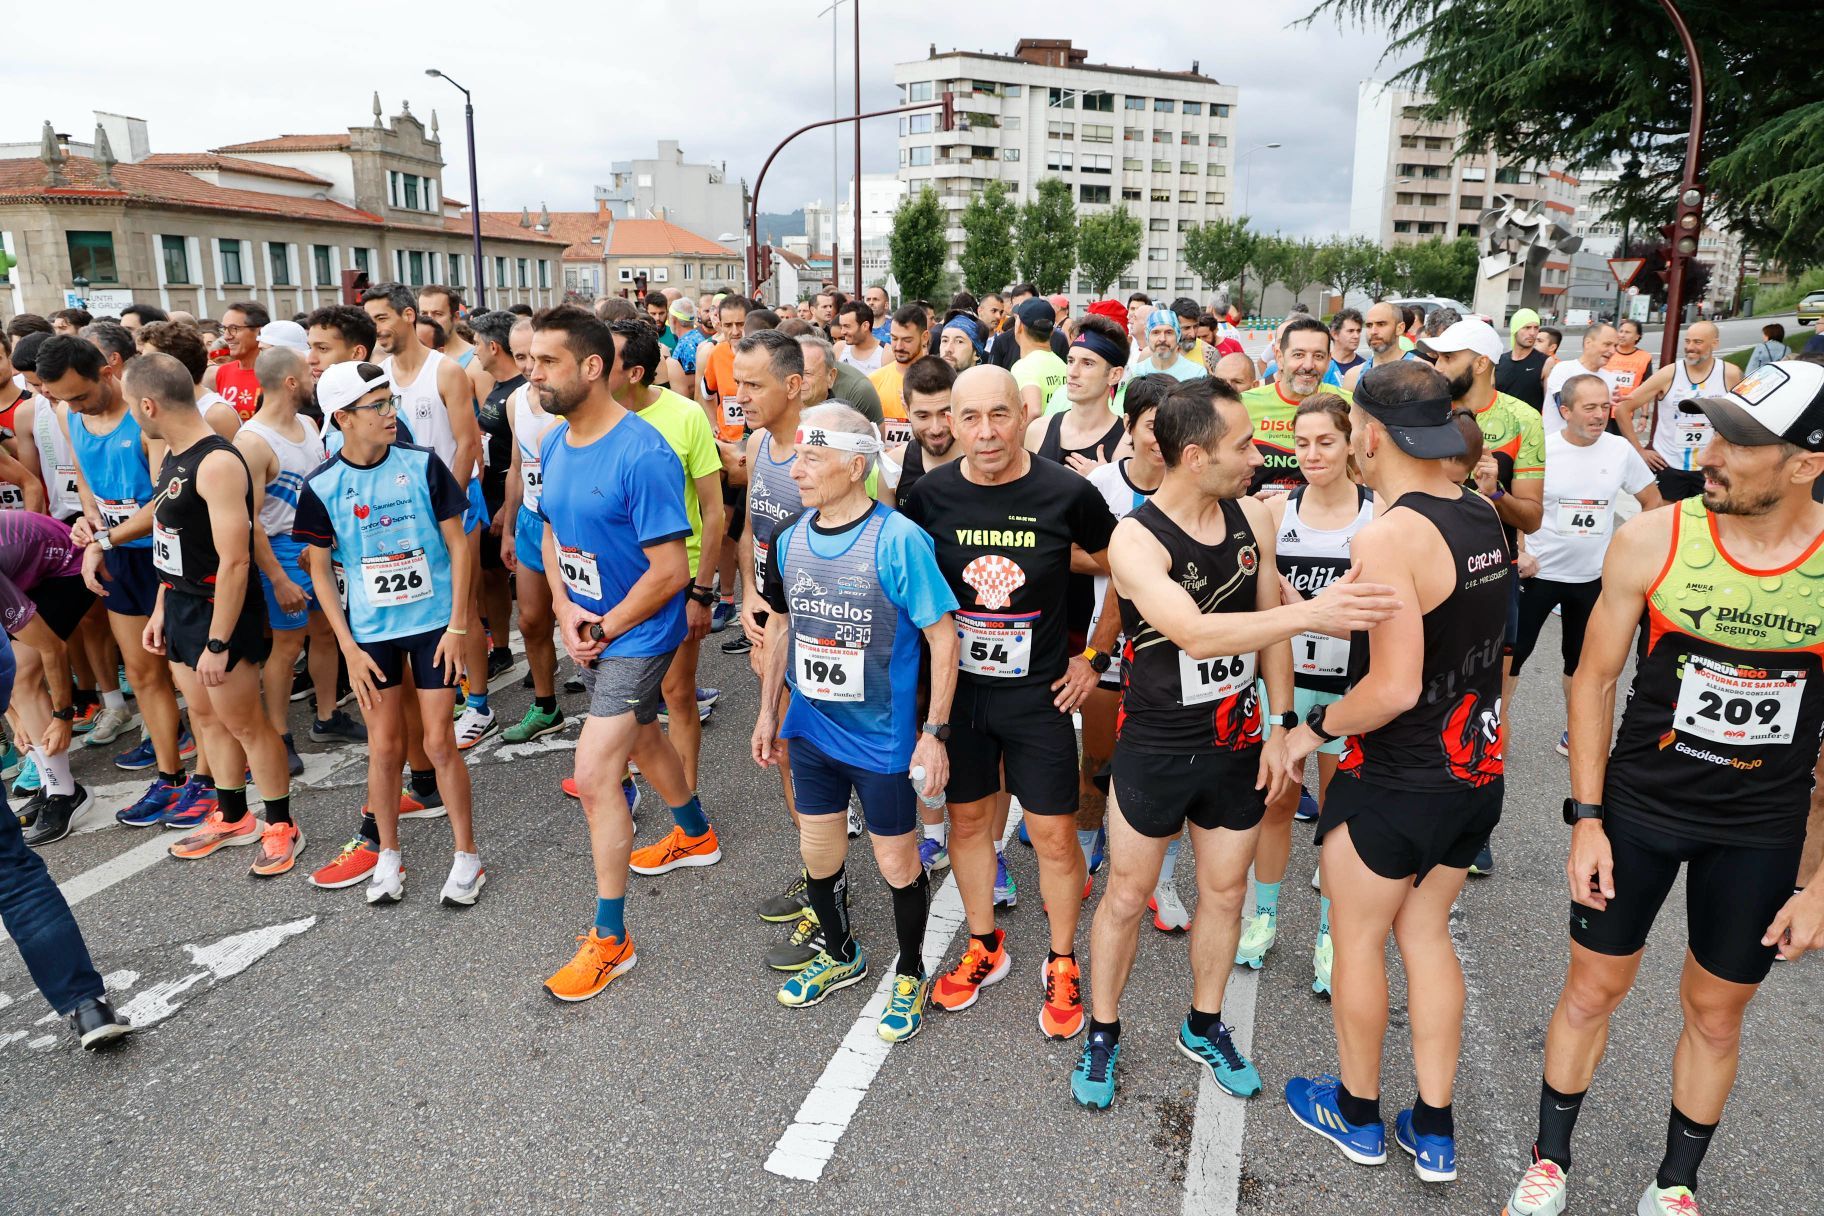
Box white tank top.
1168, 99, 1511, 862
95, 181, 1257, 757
33, 397, 84, 520
1651, 358, 1727, 471
511, 384, 559, 515
383, 349, 458, 473
1278, 484, 1373, 693
240, 414, 326, 536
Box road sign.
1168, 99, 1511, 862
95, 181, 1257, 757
1608, 257, 1647, 288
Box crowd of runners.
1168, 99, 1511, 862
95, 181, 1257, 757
3, 282, 1822, 1216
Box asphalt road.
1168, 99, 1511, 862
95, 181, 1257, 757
2, 615, 1819, 1215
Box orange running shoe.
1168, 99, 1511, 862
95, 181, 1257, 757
1040, 953, 1085, 1040
931, 928, 1009, 1012
250, 821, 305, 877
168, 811, 262, 859
561, 776, 579, 799
628, 825, 722, 875
543, 930, 637, 1002
310, 835, 379, 888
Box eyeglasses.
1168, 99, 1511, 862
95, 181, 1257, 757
343, 394, 400, 417
220, 323, 258, 338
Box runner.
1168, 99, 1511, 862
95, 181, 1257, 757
1503, 360, 1824, 1216
869, 306, 930, 438
527, 306, 714, 1001
1242, 316, 1344, 494
134, 321, 244, 439
1341, 303, 1414, 393
884, 356, 961, 506
1330, 309, 1368, 383
468, 310, 523, 690
836, 302, 886, 374
1214, 352, 1259, 395
1008, 299, 1068, 421
899, 364, 1118, 1039
418, 285, 494, 407
1543, 322, 1620, 432
938, 314, 984, 376
1605, 318, 1655, 413
500, 315, 567, 743
750, 402, 958, 1034
1025, 314, 1128, 465
292, 360, 484, 906
789, 326, 884, 426
1278, 360, 1508, 1187
1127, 309, 1204, 382
1614, 320, 1743, 503
0, 331, 48, 513
202, 301, 266, 421
864, 287, 893, 343
661, 297, 703, 401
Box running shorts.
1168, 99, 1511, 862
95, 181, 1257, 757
21, 576, 96, 641
514, 506, 545, 573
578, 652, 673, 724
1317, 777, 1502, 885
1656, 467, 1704, 504
945, 679, 1078, 814
259, 534, 320, 631
101, 547, 160, 618
462, 478, 487, 535
356, 627, 456, 691
788, 734, 916, 837
1511, 576, 1602, 678
1112, 745, 1267, 839
163, 587, 271, 673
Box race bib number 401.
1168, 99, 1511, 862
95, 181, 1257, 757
1674, 653, 1804, 747
956, 612, 1036, 678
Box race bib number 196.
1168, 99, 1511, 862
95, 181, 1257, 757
1674, 653, 1803, 747
796, 636, 864, 702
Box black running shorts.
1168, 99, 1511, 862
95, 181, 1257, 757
1318, 777, 1502, 884
945, 679, 1078, 814
1112, 745, 1267, 839
163, 587, 271, 673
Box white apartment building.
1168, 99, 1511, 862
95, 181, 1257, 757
894, 39, 1238, 302
804, 175, 906, 289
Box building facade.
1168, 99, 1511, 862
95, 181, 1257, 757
894, 39, 1238, 302
593, 141, 747, 245
534, 206, 740, 303
803, 175, 905, 291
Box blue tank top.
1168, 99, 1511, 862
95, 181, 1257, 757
70, 409, 153, 549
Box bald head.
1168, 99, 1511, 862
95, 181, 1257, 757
1684, 319, 1721, 363
255, 346, 308, 390
1364, 302, 1404, 357
1214, 352, 1257, 394
954, 364, 1020, 413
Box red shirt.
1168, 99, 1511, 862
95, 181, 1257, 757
215, 362, 260, 421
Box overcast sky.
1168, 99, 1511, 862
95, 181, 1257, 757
13, 2, 1405, 239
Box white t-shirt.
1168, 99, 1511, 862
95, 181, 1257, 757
1529, 432, 1654, 583
839, 342, 887, 374
1086, 458, 1155, 680
1542, 362, 1620, 436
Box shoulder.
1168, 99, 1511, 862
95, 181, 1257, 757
1237, 492, 1273, 537
435, 356, 468, 393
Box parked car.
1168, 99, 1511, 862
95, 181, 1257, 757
1388, 296, 1474, 322
1797, 291, 1824, 326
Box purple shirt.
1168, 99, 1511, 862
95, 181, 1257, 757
0, 512, 83, 635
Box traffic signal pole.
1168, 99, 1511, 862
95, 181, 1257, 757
1655, 0, 1707, 367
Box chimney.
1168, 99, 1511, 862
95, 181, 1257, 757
92, 122, 119, 188
1191, 59, 1200, 75
536, 203, 551, 234
39, 120, 67, 187
372, 91, 383, 123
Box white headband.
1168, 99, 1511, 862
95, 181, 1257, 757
796, 424, 884, 455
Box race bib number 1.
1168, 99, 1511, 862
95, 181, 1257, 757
796, 636, 864, 702
1178, 651, 1255, 706
956, 613, 1035, 678
1293, 631, 1349, 680
1674, 654, 1804, 747
362, 548, 433, 606
557, 544, 602, 601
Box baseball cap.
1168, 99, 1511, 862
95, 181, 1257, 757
1693, 360, 1824, 452
1014, 297, 1056, 330
1354, 363, 1468, 460
1047, 294, 1070, 315
1509, 307, 1541, 335
1420, 318, 1506, 363
317, 360, 392, 414
258, 318, 309, 356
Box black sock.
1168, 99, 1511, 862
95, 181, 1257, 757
1088, 1017, 1121, 1043
1337, 1084, 1381, 1128
217, 785, 249, 825
189, 773, 214, 790
409, 768, 438, 798
1657, 1105, 1717, 1191
804, 867, 854, 962
359, 812, 380, 846
972, 929, 1000, 954
889, 869, 929, 977
1186, 1006, 1222, 1040
1535, 1079, 1586, 1169
159, 770, 184, 788
1047, 949, 1075, 964
491, 645, 510, 663
1412, 1098, 1454, 1139
263, 794, 292, 826
74, 688, 98, 708
534, 694, 557, 714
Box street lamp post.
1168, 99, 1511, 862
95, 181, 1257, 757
426, 69, 487, 308
819, 0, 848, 281
1651, 0, 1706, 367
1239, 142, 1281, 218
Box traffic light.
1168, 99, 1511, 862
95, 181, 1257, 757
340, 268, 369, 305
1671, 185, 1704, 259
756, 245, 775, 283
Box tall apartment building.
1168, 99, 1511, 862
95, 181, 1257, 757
894, 39, 1237, 302
803, 175, 906, 290
594, 141, 746, 245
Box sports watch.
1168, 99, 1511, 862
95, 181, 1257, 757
95, 528, 114, 551
1562, 798, 1604, 826
921, 722, 951, 742
206, 638, 230, 655
1305, 702, 1338, 742
686, 584, 717, 607
1081, 647, 1112, 675
51, 706, 76, 722
1274, 710, 1299, 730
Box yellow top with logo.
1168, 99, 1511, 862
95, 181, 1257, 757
1472, 390, 1545, 481
1240, 382, 1353, 494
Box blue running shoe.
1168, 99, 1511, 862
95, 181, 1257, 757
162, 778, 218, 830
1295, 786, 1320, 822
1071, 1028, 1120, 1109
13, 753, 43, 795
993, 853, 1017, 908
1178, 1018, 1262, 1098
1394, 1109, 1457, 1182
709, 600, 734, 633
178, 729, 196, 761
1285, 1075, 1387, 1166
1088, 826, 1107, 874
918, 835, 949, 871
116, 778, 184, 827
114, 736, 156, 771
622, 777, 640, 823
1017, 817, 1031, 846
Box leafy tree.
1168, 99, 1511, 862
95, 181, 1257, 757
958, 181, 1017, 296
1281, 237, 1325, 306
1313, 235, 1384, 302
888, 186, 948, 306
1075, 205, 1144, 297
1400, 234, 1479, 300
1362, 245, 1401, 301
1308, 0, 1824, 269
1183, 215, 1256, 293
1248, 234, 1296, 300
1014, 178, 1079, 294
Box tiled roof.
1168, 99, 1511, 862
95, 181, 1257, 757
0, 155, 383, 227
442, 212, 567, 246
502, 212, 736, 260
140, 153, 334, 186
212, 134, 352, 153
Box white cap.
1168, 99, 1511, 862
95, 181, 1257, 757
1421, 318, 1506, 363
1696, 360, 1824, 453
258, 318, 309, 356
317, 360, 391, 414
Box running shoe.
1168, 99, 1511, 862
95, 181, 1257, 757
1394, 1109, 1457, 1182
310, 836, 379, 888
622, 778, 639, 822
562, 674, 586, 695
1179, 1017, 1261, 1098
1017, 818, 1031, 846
1555, 730, 1570, 758
878, 972, 929, 1042
1150, 886, 1192, 932
720, 632, 752, 655
765, 914, 825, 972
1071, 1028, 1120, 1109
486, 648, 514, 683
290, 664, 312, 702
69, 996, 132, 1050
1235, 910, 1278, 969
778, 945, 869, 1008
1637, 1184, 1702, 1215
116, 778, 184, 827
68, 703, 98, 734
710, 600, 735, 633
627, 825, 722, 875
309, 710, 368, 744
284, 739, 304, 777
1088, 827, 1107, 874
454, 706, 498, 750
397, 788, 446, 820
86, 705, 135, 745
439, 853, 487, 907
178, 729, 196, 760
1311, 862, 1323, 892
0, 741, 20, 782
1313, 930, 1334, 997
161, 778, 218, 830
918, 836, 950, 871
169, 811, 262, 859
1295, 786, 1321, 822
1284, 1074, 1387, 1166
1503, 1153, 1569, 1216
113, 736, 156, 771
758, 870, 810, 922
543, 929, 636, 1002
365, 850, 404, 904
250, 821, 305, 877
20, 785, 92, 847
561, 776, 580, 799
503, 703, 565, 743
993, 854, 1017, 908
1469, 842, 1495, 876
657, 687, 719, 724
11, 753, 41, 795
932, 929, 1008, 1012
1039, 954, 1085, 1039
13, 790, 44, 829
846, 799, 863, 839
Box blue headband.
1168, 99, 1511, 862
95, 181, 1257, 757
943, 315, 985, 356
1147, 308, 1181, 335
1072, 330, 1128, 369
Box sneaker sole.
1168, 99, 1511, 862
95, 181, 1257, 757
80, 1022, 133, 1050
310, 863, 378, 890
455, 721, 500, 751
23, 821, 74, 847
398, 806, 449, 821
878, 1017, 923, 1044
309, 730, 368, 744
932, 952, 1009, 1012
778, 963, 869, 1008
994, 891, 1018, 909
758, 905, 809, 924
1041, 1009, 1086, 1040
250, 830, 307, 878
1072, 1085, 1115, 1110
440, 870, 487, 907
163, 814, 214, 831
766, 951, 823, 973
1286, 1099, 1387, 1166
1176, 1038, 1261, 1098
629, 847, 722, 877
1153, 915, 1192, 932
169, 828, 263, 859
1396, 1131, 1457, 1182
366, 882, 405, 905
503, 717, 566, 744
544, 952, 636, 1002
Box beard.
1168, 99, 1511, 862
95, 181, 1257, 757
1445, 365, 1476, 401
1701, 469, 1782, 517
537, 379, 588, 415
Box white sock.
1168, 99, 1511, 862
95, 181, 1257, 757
374, 848, 402, 880
1157, 836, 1182, 887
37, 747, 76, 796
101, 689, 126, 710
925, 821, 948, 847
451, 850, 482, 883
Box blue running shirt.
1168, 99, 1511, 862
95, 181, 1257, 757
69, 409, 154, 549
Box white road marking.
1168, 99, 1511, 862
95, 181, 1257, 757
26, 1034, 56, 1050
0, 1031, 25, 1049
765, 806, 1023, 1182
115, 916, 317, 1029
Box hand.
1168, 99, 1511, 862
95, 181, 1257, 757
1763, 885, 1824, 962
432, 627, 467, 686
911, 732, 949, 800
1567, 820, 1615, 911
142, 613, 166, 655
1050, 656, 1098, 714
1304, 566, 1403, 637
1642, 447, 1668, 473
1516, 551, 1539, 580
685, 597, 712, 642
1473, 455, 1500, 496
1257, 729, 1290, 802
490, 503, 509, 537
197, 646, 229, 688
557, 602, 606, 665
1277, 723, 1321, 789
273, 576, 308, 615
1279, 573, 1306, 604
740, 596, 766, 646
1065, 451, 1106, 476
82, 544, 111, 596
500, 533, 518, 575
69, 516, 94, 547
343, 642, 389, 712
751, 714, 778, 769
42, 717, 72, 758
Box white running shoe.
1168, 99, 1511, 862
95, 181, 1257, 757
1150, 883, 1191, 932
1234, 910, 1277, 968
366, 849, 404, 905
454, 707, 498, 751
1637, 1183, 1701, 1215
1504, 1156, 1569, 1215
1310, 862, 1323, 892
846, 799, 863, 839
86, 705, 137, 745
1312, 930, 1334, 997
439, 852, 487, 907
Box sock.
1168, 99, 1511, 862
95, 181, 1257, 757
410, 768, 438, 798
282, 731, 296, 751
890, 869, 930, 976
1077, 828, 1099, 869
1047, 949, 1075, 964
1158, 836, 1181, 886
1337, 1084, 1381, 1129
669, 794, 709, 837
191, 773, 215, 789
359, 812, 380, 847
490, 645, 510, 665
534, 694, 557, 714
924, 821, 948, 848
465, 691, 489, 713
1534, 1079, 1586, 1169
1319, 895, 1332, 936
1088, 1017, 1121, 1043
972, 929, 1001, 954
217, 785, 249, 825
1656, 1105, 1717, 1190
1412, 1098, 1454, 1139
1254, 879, 1282, 920
1186, 1005, 1222, 1041
100, 689, 125, 710
805, 867, 854, 962
263, 794, 292, 826
594, 896, 625, 941
73, 687, 98, 708
158, 769, 184, 788
37, 747, 76, 797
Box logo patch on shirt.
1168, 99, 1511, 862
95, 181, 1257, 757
353, 503, 371, 520
164, 476, 183, 500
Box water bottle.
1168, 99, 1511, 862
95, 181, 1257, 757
909, 765, 946, 810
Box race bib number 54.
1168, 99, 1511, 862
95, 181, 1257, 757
956, 612, 1035, 678
1674, 653, 1804, 747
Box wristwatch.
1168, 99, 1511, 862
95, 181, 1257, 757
686, 584, 717, 607
1305, 702, 1338, 742
1081, 647, 1112, 675
1274, 710, 1299, 730
1562, 798, 1604, 825
921, 721, 951, 742
51, 706, 76, 722
95, 528, 114, 551
205, 638, 230, 655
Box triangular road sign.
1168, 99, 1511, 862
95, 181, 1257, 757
1608, 257, 1647, 288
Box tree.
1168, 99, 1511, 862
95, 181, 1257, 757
1013, 178, 1078, 294
1183, 215, 1256, 295
1400, 234, 1479, 300
1248, 234, 1296, 302
1362, 245, 1401, 301
1620, 237, 1712, 310
1281, 237, 1325, 307
958, 180, 1017, 296
1313, 235, 1384, 302
1074, 205, 1144, 297
888, 186, 948, 306
1309, 0, 1824, 269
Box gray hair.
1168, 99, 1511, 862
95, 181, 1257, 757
1422, 306, 1462, 337
81, 320, 137, 363
799, 400, 878, 477
1558, 372, 1610, 411
470, 309, 516, 352
794, 328, 837, 373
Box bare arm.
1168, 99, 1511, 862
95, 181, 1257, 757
1614, 364, 1674, 467
196, 450, 255, 644
1498, 477, 1544, 535
437, 359, 482, 492
1288, 519, 1423, 739
203, 400, 241, 440
0, 446, 45, 514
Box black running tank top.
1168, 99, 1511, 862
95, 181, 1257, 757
1038, 411, 1124, 467
152, 434, 254, 600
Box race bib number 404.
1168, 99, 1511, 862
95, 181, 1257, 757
1674, 653, 1804, 747
557, 545, 603, 601
956, 612, 1036, 678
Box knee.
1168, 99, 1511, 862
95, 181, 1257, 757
1198, 873, 1248, 921
1029, 822, 1080, 865
1681, 994, 1745, 1055
419, 727, 459, 769
1102, 873, 1151, 923
949, 806, 991, 842
1562, 970, 1630, 1028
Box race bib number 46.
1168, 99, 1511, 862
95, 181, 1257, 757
796, 636, 864, 702
1178, 651, 1255, 706
362, 548, 433, 606
956, 612, 1036, 678
1674, 654, 1804, 747
1556, 498, 1611, 537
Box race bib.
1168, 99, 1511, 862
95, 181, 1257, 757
1178, 651, 1256, 706
0, 483, 23, 510
557, 544, 602, 601
98, 497, 138, 528
796, 636, 864, 702
57, 465, 79, 502
332, 561, 348, 608
721, 397, 745, 432
1293, 631, 1349, 680
1676, 412, 1711, 452
956, 612, 1036, 678
520, 457, 543, 512
362, 548, 432, 606
754, 538, 771, 588
883, 418, 912, 447
1674, 655, 1804, 747
1555, 498, 1611, 537
151, 521, 182, 577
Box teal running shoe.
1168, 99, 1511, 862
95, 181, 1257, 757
1180, 1018, 1261, 1098
778, 944, 869, 1008
1071, 1028, 1120, 1109
877, 972, 928, 1043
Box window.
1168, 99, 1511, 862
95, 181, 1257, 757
1458, 223, 1480, 237
1396, 192, 1415, 206
1004, 116, 1020, 130
408, 250, 426, 286
1215, 103, 1230, 117
1393, 220, 1414, 234
1121, 188, 1142, 201
1004, 84, 1021, 98
1495, 167, 1533, 185
1118, 276, 1139, 290
1178, 219, 1195, 231
66, 231, 117, 282
1046, 150, 1073, 171
1082, 154, 1112, 174
1207, 163, 1227, 176
1123, 126, 1142, 142
1183, 101, 1203, 116
683, 263, 694, 281
1123, 157, 1144, 172
1182, 132, 1200, 145
1461, 166, 1487, 182
1147, 276, 1168, 290
1000, 148, 1020, 163
1082, 124, 1113, 143
1213, 135, 1228, 147
1400, 135, 1418, 149
1460, 195, 1483, 211
909, 113, 933, 134
1401, 105, 1425, 119
1152, 129, 1172, 144
1179, 190, 1197, 203
908, 81, 933, 102
617, 267, 633, 283
1205, 191, 1226, 205
1125, 95, 1146, 111
1176, 277, 1196, 290
161, 235, 190, 284
268, 243, 291, 286
1152, 159, 1171, 173
1047, 121, 1074, 139
539, 260, 550, 289
218, 238, 244, 284
1151, 188, 1171, 202
1080, 184, 1111, 204
353, 247, 370, 273
494, 256, 508, 288
1082, 90, 1114, 112
517, 258, 530, 288
1425, 137, 1446, 151
1149, 218, 1170, 231
312, 244, 333, 286
1154, 98, 1175, 113
1181, 162, 1198, 176
636, 173, 653, 188
449, 253, 463, 287
1146, 247, 1169, 262
971, 80, 1000, 96
906, 145, 933, 166
403, 175, 421, 210
1048, 87, 1076, 109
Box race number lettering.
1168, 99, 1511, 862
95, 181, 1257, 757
556, 545, 602, 601
1293, 631, 1349, 680
1555, 497, 1611, 537
1674, 654, 1804, 747
361, 548, 433, 606
98, 498, 138, 528
1178, 651, 1256, 706
796, 637, 864, 702
151, 521, 182, 577
956, 612, 1036, 678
